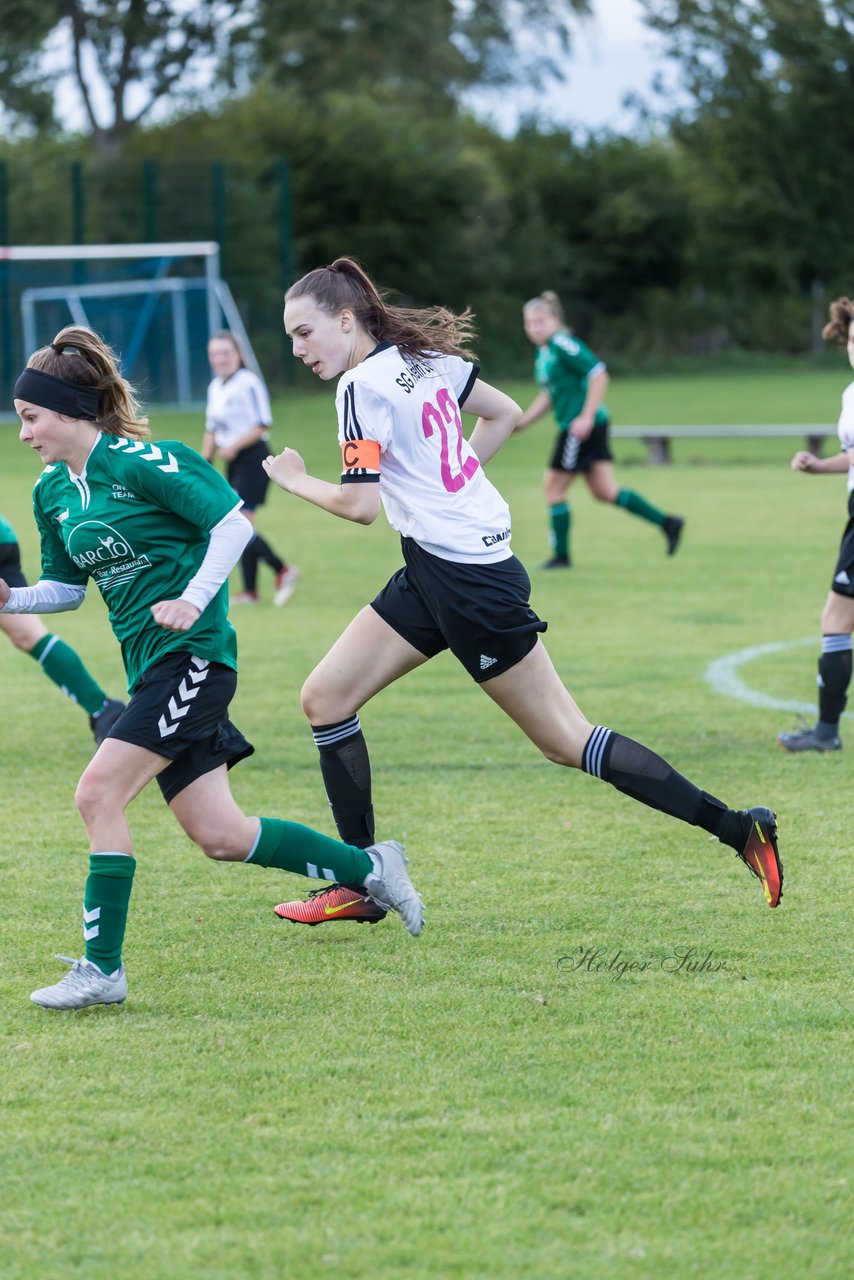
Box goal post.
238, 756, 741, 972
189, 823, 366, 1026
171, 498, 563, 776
0, 241, 260, 413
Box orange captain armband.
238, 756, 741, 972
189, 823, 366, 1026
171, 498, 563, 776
341, 438, 381, 475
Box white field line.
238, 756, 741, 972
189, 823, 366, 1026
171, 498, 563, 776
704, 636, 854, 720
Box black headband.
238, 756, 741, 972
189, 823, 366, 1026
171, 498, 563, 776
13, 367, 100, 421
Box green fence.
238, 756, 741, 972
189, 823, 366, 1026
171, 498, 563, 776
0, 157, 295, 407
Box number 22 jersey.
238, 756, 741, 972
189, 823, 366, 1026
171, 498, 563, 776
31, 433, 242, 691
336, 342, 512, 564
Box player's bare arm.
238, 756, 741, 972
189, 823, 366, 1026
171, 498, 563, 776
0, 578, 9, 608
791, 449, 851, 474
514, 388, 552, 433
201, 432, 218, 463
465, 380, 522, 464
264, 447, 381, 524
569, 368, 609, 440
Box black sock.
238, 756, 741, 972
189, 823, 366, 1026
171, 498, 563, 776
252, 533, 284, 575
240, 537, 261, 592
312, 716, 375, 853
817, 636, 852, 730
582, 726, 750, 852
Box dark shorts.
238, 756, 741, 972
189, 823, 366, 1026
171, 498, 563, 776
227, 440, 272, 511
0, 542, 27, 588
549, 421, 613, 474
371, 537, 547, 683
831, 489, 854, 598
106, 651, 254, 802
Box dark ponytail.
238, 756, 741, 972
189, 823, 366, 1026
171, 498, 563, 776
286, 257, 477, 359
823, 297, 854, 346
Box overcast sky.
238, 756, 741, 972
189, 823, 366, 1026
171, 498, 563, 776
48, 0, 674, 138
470, 0, 676, 133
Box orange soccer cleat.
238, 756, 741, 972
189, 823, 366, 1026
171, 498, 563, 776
737, 807, 784, 908
273, 884, 388, 926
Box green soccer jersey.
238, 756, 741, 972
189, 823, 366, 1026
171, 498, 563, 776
534, 331, 609, 431
0, 513, 17, 543
31, 434, 242, 691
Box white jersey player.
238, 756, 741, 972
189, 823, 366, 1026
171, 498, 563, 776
205, 363, 272, 452
263, 256, 782, 928
203, 332, 298, 606
778, 295, 854, 753
335, 344, 511, 563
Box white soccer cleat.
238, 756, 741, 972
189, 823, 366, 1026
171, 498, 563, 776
30, 955, 127, 1010
363, 840, 424, 936
273, 565, 300, 607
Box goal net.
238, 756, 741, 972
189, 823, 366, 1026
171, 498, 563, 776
0, 242, 259, 414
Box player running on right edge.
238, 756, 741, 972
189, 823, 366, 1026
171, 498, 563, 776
778, 295, 854, 754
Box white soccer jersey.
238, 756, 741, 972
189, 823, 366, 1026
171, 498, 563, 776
205, 368, 272, 449
336, 343, 513, 563
838, 381, 854, 492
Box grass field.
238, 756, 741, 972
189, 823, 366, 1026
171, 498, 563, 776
1, 367, 852, 1280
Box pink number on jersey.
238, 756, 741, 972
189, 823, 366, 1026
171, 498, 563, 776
421, 388, 480, 494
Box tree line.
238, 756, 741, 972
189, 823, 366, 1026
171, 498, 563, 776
1, 1, 853, 381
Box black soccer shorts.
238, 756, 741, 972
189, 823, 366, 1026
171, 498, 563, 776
0, 542, 27, 588
106, 650, 254, 801
831, 489, 854, 598
371, 537, 547, 683
548, 422, 613, 474
227, 440, 272, 511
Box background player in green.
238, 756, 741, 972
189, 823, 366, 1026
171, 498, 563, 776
515, 291, 684, 567
0, 511, 124, 742
1, 325, 422, 1010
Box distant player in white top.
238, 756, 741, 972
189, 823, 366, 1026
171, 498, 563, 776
778, 295, 854, 753
263, 256, 783, 926
204, 331, 298, 605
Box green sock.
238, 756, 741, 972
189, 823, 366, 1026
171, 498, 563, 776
31, 633, 108, 716
84, 853, 136, 975
549, 502, 571, 559
247, 817, 374, 884
616, 488, 666, 527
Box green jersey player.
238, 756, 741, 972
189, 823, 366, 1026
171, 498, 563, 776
514, 291, 684, 568
2, 325, 423, 1010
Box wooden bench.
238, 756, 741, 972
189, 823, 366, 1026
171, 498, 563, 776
610, 424, 837, 465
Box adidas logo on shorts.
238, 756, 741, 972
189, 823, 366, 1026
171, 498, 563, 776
835, 569, 851, 585
479, 654, 498, 670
